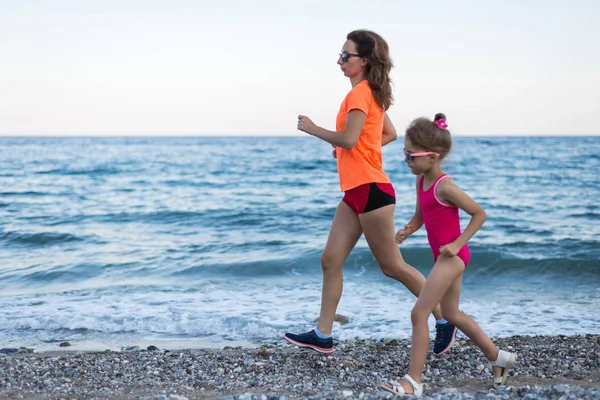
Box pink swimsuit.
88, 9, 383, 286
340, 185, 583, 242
418, 174, 470, 268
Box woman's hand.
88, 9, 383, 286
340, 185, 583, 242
297, 115, 317, 135
332, 144, 337, 158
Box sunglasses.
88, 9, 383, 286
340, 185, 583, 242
339, 51, 361, 63
404, 148, 440, 162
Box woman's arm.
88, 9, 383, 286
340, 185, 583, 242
382, 112, 398, 146
298, 110, 366, 150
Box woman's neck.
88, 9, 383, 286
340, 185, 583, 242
350, 75, 366, 87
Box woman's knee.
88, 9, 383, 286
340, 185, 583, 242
380, 263, 397, 278
320, 251, 343, 272
380, 260, 412, 279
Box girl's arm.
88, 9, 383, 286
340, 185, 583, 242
396, 176, 424, 243
437, 179, 487, 253
407, 175, 424, 232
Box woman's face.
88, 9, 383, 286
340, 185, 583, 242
337, 39, 366, 78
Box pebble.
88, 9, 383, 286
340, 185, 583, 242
0, 335, 597, 399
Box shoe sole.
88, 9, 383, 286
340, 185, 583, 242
283, 335, 334, 354
434, 325, 458, 356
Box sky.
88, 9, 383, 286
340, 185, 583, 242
1, 0, 599, 136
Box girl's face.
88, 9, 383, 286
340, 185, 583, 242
403, 137, 440, 175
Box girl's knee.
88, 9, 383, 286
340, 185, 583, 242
410, 305, 429, 325
441, 309, 462, 325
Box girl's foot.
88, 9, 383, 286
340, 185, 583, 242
490, 349, 517, 385
379, 374, 423, 397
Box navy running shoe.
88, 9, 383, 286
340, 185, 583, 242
433, 322, 458, 355
283, 329, 334, 354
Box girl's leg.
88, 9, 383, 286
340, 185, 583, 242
439, 273, 508, 380
315, 201, 363, 334
382, 255, 464, 394
358, 204, 444, 320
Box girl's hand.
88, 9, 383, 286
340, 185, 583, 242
332, 144, 337, 159
439, 242, 462, 257
297, 115, 317, 135
395, 228, 410, 244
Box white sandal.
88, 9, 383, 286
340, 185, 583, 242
379, 374, 423, 397
490, 349, 517, 386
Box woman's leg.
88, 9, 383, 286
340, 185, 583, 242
358, 204, 443, 320
283, 200, 363, 353
316, 201, 363, 334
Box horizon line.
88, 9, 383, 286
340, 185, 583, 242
0, 134, 599, 138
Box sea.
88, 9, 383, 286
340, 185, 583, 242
0, 136, 598, 351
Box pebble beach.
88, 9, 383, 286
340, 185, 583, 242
1, 335, 599, 399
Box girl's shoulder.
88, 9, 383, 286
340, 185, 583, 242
435, 174, 457, 192
434, 175, 466, 207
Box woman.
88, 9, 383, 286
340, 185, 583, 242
284, 30, 456, 355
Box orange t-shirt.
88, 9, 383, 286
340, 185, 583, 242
335, 80, 390, 192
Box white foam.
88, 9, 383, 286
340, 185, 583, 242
0, 276, 598, 349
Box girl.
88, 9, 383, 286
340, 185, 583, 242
380, 114, 517, 396
284, 31, 456, 355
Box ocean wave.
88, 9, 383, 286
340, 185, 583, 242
0, 231, 85, 247
7, 262, 139, 285
160, 245, 600, 282
33, 162, 143, 176
82, 210, 210, 224
0, 191, 48, 197
571, 212, 600, 219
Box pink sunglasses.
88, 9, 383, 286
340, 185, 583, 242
404, 148, 440, 162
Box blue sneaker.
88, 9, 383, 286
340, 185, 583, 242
283, 329, 334, 354
433, 322, 457, 355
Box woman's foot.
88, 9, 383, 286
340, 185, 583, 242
433, 321, 458, 355
283, 330, 334, 354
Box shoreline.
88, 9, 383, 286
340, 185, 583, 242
1, 334, 599, 399
0, 336, 260, 355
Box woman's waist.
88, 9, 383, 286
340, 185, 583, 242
338, 172, 390, 192
337, 158, 387, 188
